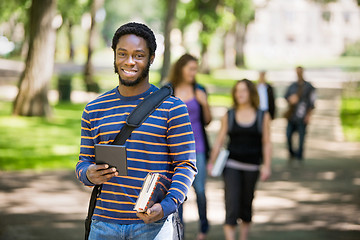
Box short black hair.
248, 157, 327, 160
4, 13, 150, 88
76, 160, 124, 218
111, 22, 157, 57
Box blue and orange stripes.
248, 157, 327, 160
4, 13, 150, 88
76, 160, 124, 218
76, 85, 197, 224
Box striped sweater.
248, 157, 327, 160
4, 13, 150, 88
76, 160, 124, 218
76, 84, 197, 224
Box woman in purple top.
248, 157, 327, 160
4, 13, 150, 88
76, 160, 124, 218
167, 53, 212, 240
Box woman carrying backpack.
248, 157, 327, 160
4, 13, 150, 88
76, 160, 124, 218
207, 79, 272, 240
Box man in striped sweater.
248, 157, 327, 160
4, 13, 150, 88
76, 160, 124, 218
76, 22, 197, 239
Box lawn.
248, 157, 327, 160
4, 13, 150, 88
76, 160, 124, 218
0, 101, 85, 170
341, 97, 360, 142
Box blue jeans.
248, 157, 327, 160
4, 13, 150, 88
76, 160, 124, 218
179, 153, 209, 233
88, 215, 173, 240
286, 120, 307, 160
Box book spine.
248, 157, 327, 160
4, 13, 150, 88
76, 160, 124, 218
145, 175, 161, 211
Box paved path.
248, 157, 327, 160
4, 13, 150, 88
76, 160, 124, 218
0, 61, 360, 239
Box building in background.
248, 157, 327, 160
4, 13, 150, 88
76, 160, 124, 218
245, 0, 360, 65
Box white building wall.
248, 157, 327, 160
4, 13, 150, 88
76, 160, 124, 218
245, 0, 360, 63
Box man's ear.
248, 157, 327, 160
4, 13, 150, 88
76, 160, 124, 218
150, 55, 155, 65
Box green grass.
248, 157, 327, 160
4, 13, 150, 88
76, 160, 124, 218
341, 98, 360, 142
0, 101, 85, 171
197, 73, 233, 107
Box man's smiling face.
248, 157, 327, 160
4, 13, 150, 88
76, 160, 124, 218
114, 34, 154, 87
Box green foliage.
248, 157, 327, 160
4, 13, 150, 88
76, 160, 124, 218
176, 0, 199, 31
0, 0, 31, 55
342, 41, 360, 57
224, 0, 254, 25
177, 0, 221, 47
57, 0, 89, 25
0, 0, 31, 23
102, 0, 163, 45
341, 98, 360, 141
0, 0, 88, 35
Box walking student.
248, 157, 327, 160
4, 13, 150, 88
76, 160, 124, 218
75, 22, 197, 240
284, 66, 316, 162
207, 79, 272, 240
256, 70, 276, 120
167, 53, 212, 240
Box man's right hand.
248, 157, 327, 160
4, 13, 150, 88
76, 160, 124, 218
86, 164, 118, 185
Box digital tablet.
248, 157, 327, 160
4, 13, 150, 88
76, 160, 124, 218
94, 144, 128, 176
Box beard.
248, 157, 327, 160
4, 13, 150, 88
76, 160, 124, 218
115, 59, 151, 87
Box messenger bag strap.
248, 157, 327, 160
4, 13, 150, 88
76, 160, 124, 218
84, 184, 101, 240
112, 84, 173, 146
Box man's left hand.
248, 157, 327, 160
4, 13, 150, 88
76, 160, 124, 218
136, 203, 164, 224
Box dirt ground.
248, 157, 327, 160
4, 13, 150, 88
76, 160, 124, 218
1, 65, 360, 239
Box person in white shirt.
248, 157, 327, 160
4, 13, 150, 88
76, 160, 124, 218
256, 71, 276, 120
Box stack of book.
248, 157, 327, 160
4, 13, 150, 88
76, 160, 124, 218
134, 173, 172, 212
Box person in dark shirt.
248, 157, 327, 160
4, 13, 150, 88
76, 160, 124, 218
284, 66, 316, 161
207, 79, 272, 240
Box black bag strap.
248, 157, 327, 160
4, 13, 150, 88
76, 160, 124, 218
256, 109, 264, 134
227, 108, 234, 134
85, 84, 173, 240
85, 184, 101, 240
112, 84, 173, 145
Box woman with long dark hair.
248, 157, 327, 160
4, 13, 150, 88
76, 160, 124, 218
167, 53, 212, 240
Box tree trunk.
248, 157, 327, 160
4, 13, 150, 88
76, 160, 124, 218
68, 21, 75, 61
13, 0, 57, 117
223, 25, 237, 69
199, 42, 211, 74
160, 0, 178, 83
83, 0, 103, 93
235, 23, 247, 67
